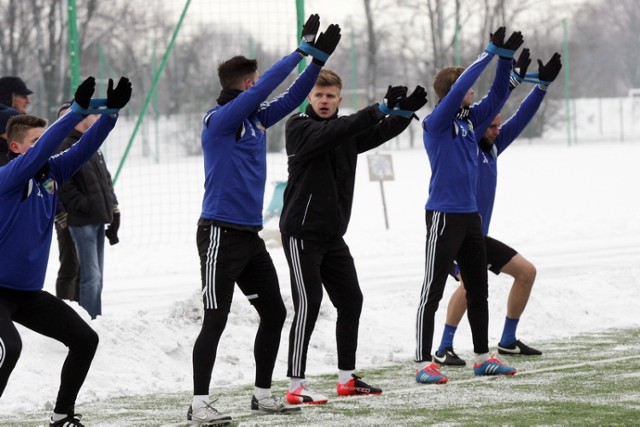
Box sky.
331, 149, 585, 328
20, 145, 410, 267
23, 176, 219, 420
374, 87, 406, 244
1, 115, 639, 424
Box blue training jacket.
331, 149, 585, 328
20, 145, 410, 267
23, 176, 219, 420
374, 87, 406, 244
423, 51, 511, 213
200, 52, 320, 227
476, 85, 547, 235
0, 111, 118, 291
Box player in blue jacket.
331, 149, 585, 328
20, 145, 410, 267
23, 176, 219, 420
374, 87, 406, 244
0, 76, 131, 427
434, 52, 563, 366
415, 27, 523, 385
189, 15, 341, 425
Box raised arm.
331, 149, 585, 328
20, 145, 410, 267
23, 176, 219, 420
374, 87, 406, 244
496, 52, 561, 154
258, 23, 342, 128
423, 27, 519, 134
51, 77, 132, 184
470, 30, 524, 129
0, 77, 97, 194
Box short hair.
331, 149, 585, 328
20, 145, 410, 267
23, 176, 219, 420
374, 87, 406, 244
57, 100, 73, 118
7, 114, 47, 143
315, 69, 342, 90
217, 56, 258, 90
433, 66, 465, 100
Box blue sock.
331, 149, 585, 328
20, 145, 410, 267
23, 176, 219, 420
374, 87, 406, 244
499, 317, 520, 346
437, 324, 457, 354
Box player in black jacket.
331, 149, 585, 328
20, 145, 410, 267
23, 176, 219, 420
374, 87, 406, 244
280, 69, 427, 404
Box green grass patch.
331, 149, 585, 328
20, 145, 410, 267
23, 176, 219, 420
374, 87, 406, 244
4, 328, 640, 426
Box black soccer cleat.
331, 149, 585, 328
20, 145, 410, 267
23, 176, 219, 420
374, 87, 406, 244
498, 339, 542, 356
50, 413, 84, 427
433, 347, 467, 366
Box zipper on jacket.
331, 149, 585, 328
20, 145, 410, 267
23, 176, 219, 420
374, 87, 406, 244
301, 194, 312, 226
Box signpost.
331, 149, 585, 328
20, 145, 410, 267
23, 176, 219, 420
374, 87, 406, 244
367, 154, 394, 229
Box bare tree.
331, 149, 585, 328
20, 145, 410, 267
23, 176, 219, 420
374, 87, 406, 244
363, 0, 378, 105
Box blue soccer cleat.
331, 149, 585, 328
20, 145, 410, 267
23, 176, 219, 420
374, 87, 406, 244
416, 362, 448, 384
473, 355, 517, 376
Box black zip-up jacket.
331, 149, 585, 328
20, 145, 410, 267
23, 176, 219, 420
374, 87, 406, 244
0, 137, 9, 166
279, 104, 410, 242
57, 129, 117, 226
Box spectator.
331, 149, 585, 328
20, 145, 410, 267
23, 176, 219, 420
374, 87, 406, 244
0, 76, 33, 113
56, 103, 120, 319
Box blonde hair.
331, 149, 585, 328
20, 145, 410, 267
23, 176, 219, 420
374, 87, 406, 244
316, 69, 342, 90
433, 66, 465, 100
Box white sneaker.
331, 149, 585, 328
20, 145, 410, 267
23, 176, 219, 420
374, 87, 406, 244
187, 400, 232, 426
251, 395, 301, 413
285, 381, 329, 404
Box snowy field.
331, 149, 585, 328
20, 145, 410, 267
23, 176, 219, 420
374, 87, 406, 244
1, 135, 639, 417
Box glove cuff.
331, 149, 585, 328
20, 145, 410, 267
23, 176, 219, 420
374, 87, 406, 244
378, 102, 414, 118
298, 41, 330, 63
509, 72, 523, 91
71, 99, 120, 115
378, 102, 392, 115
486, 42, 515, 59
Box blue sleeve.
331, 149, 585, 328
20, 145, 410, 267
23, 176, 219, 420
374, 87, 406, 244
204, 52, 304, 135
424, 50, 495, 134
469, 57, 512, 132
495, 86, 546, 155
0, 110, 83, 196
50, 114, 118, 184
257, 62, 321, 128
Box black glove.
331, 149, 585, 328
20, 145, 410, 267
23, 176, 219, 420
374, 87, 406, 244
74, 76, 96, 109
383, 85, 408, 109
490, 27, 506, 47
106, 77, 132, 109
503, 31, 524, 51
398, 85, 428, 112
538, 52, 562, 84
296, 14, 320, 56
489, 27, 523, 59
301, 14, 320, 44
510, 48, 531, 90
105, 211, 120, 245
312, 24, 342, 66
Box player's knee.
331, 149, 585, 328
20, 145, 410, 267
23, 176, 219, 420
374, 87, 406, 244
0, 335, 22, 369
73, 325, 99, 354
345, 290, 363, 316
258, 299, 286, 328
519, 262, 537, 286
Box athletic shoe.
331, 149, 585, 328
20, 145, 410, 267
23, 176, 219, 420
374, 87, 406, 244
415, 362, 448, 384
187, 401, 232, 426
50, 414, 84, 427
473, 355, 517, 376
433, 347, 466, 366
336, 374, 383, 396
251, 395, 301, 413
286, 381, 329, 404
498, 340, 542, 356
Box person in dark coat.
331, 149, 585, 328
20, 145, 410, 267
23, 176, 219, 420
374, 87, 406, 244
56, 107, 120, 319
279, 69, 427, 403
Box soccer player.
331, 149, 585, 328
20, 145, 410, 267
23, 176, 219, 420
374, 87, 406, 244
415, 27, 522, 385
280, 69, 427, 403
434, 52, 563, 366
0, 76, 131, 427
188, 15, 341, 425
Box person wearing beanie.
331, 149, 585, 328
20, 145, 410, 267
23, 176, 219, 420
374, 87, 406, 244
0, 76, 34, 113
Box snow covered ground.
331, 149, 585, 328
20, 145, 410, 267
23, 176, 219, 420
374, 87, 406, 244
1, 138, 639, 417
